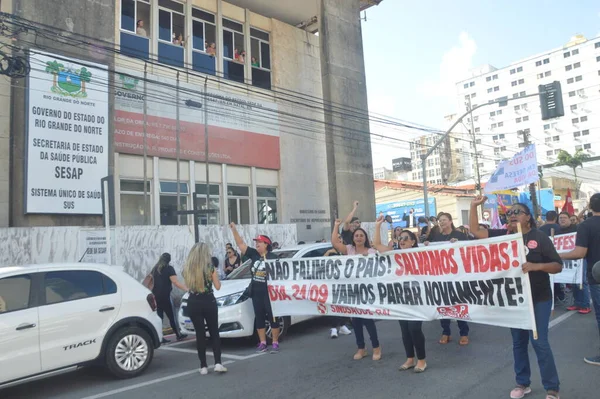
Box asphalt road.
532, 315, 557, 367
2, 307, 599, 399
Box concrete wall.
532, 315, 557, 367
0, 223, 297, 281
10, 0, 115, 227
319, 0, 376, 224
271, 19, 331, 241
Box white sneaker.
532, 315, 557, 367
330, 328, 338, 338
214, 363, 228, 373
199, 367, 208, 375
339, 325, 352, 335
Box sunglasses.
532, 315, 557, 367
398, 236, 411, 241
506, 209, 529, 217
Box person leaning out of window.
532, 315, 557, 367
470, 195, 562, 399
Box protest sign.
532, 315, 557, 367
552, 233, 584, 285
484, 144, 538, 194
266, 234, 535, 330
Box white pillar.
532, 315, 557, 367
222, 163, 228, 224
153, 156, 160, 225
251, 166, 257, 224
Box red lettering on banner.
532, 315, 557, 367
460, 242, 517, 274
394, 249, 458, 276
553, 234, 576, 251
437, 304, 471, 320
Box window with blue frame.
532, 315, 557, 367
120, 0, 151, 60
157, 0, 185, 67
222, 18, 245, 83
191, 8, 216, 75
250, 28, 271, 90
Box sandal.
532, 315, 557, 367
398, 362, 415, 371
510, 385, 531, 399
439, 334, 450, 344
546, 390, 559, 399
414, 363, 427, 373
353, 349, 368, 360
459, 336, 469, 346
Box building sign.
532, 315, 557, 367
375, 198, 436, 228
26, 51, 109, 214
392, 157, 412, 172
113, 68, 280, 170
78, 230, 108, 263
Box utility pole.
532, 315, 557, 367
523, 130, 540, 219
176, 71, 181, 225
466, 96, 482, 193
143, 63, 148, 225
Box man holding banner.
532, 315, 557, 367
470, 196, 562, 399
559, 193, 600, 367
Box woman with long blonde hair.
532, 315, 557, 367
182, 243, 226, 375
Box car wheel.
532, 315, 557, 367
105, 326, 154, 379
265, 316, 291, 342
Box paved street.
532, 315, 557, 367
2, 308, 599, 399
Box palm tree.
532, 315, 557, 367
45, 61, 63, 86
555, 149, 590, 197
79, 67, 92, 93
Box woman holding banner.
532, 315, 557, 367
374, 218, 428, 373
470, 196, 562, 399
332, 219, 389, 361
425, 212, 471, 346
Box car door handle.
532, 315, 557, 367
16, 323, 36, 331
99, 306, 115, 312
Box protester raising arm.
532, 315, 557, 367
373, 215, 397, 252
469, 196, 489, 239
230, 223, 248, 256
332, 220, 348, 255
343, 201, 359, 231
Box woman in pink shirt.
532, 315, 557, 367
331, 219, 388, 361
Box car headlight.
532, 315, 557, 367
216, 291, 247, 307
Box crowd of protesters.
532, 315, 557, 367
148, 194, 600, 399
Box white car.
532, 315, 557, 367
0, 263, 163, 389
178, 242, 333, 340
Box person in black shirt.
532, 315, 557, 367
341, 200, 361, 245
224, 247, 242, 276
560, 193, 600, 366
230, 223, 281, 353
539, 211, 560, 237
470, 196, 561, 399
151, 253, 188, 343
425, 212, 471, 345
557, 211, 577, 234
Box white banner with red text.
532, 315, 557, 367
266, 234, 535, 330
552, 233, 584, 285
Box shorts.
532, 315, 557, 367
252, 291, 279, 330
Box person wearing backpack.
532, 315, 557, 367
151, 253, 188, 343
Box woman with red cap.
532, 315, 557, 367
230, 223, 281, 353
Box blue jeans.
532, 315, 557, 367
440, 319, 469, 336
589, 284, 600, 342
510, 300, 559, 392
352, 318, 379, 349
572, 261, 591, 308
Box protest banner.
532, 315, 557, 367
552, 233, 584, 285
266, 234, 536, 331
484, 144, 538, 194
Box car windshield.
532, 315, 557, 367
225, 259, 252, 280
225, 250, 300, 280
272, 250, 298, 259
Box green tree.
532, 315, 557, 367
79, 67, 92, 92
554, 149, 590, 197
45, 61, 63, 86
